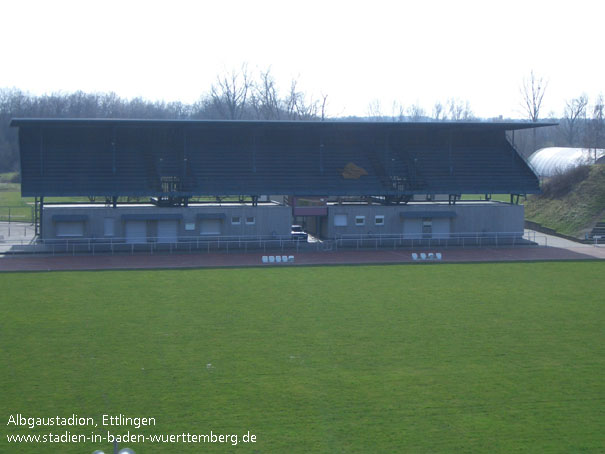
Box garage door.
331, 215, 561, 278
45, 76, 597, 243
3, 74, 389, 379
157, 220, 178, 243
432, 218, 450, 239
200, 219, 221, 235
403, 219, 422, 239
125, 221, 147, 244
56, 221, 84, 237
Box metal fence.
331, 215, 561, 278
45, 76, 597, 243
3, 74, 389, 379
2, 234, 319, 256
0, 222, 35, 239
0, 206, 34, 224
0, 231, 555, 256
334, 231, 534, 249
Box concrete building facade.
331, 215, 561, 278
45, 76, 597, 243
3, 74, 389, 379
43, 203, 292, 243
41, 200, 523, 245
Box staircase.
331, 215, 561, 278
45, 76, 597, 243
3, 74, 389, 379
588, 221, 605, 240
365, 149, 392, 189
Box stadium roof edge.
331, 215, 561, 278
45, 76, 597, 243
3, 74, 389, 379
10, 118, 557, 131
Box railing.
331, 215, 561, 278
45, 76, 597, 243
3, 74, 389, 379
0, 230, 554, 256
334, 231, 533, 249
13, 225, 599, 256
0, 221, 35, 239
0, 206, 35, 224
1, 234, 318, 256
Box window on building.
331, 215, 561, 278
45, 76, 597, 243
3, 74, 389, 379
231, 216, 241, 225
334, 214, 347, 226
245, 216, 255, 225
375, 215, 385, 226
355, 216, 365, 226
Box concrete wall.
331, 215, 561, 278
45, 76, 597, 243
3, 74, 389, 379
325, 202, 524, 239
450, 203, 524, 234
41, 201, 524, 242
42, 204, 292, 240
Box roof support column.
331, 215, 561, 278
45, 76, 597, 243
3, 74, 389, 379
39, 196, 44, 238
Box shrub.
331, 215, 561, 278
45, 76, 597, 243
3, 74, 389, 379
0, 172, 20, 183
540, 165, 591, 199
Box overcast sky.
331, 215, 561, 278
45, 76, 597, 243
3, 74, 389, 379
2, 0, 604, 119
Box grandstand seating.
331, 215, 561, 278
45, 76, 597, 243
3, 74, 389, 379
13, 119, 544, 198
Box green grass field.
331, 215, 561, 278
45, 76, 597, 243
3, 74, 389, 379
460, 194, 515, 203
1, 263, 604, 453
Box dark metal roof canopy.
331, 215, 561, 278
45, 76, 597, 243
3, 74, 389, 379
11, 118, 553, 198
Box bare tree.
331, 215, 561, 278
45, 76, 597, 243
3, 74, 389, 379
406, 103, 425, 121
209, 64, 252, 119
520, 70, 548, 123
284, 79, 319, 120
367, 99, 383, 120
447, 98, 474, 121
390, 101, 405, 122
520, 71, 548, 151
319, 94, 328, 121
584, 94, 605, 162
251, 68, 281, 120
562, 94, 588, 146
448, 98, 462, 121
432, 101, 445, 121
284, 80, 301, 119
251, 69, 325, 121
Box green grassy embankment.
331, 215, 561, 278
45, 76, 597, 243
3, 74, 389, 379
1, 263, 604, 453
0, 174, 33, 222
525, 164, 605, 237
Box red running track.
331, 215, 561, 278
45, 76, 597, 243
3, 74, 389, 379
0, 246, 600, 272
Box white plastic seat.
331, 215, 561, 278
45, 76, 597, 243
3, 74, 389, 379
262, 256, 268, 263
420, 253, 427, 260
288, 255, 295, 263
269, 256, 275, 263
412, 253, 418, 260
428, 252, 435, 260
282, 255, 288, 262
436, 252, 442, 260
275, 255, 282, 263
